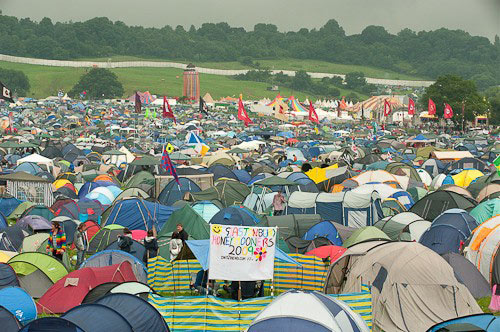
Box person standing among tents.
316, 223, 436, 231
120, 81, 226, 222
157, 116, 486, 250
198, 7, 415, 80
74, 223, 88, 268
143, 230, 158, 264
273, 191, 286, 216
117, 228, 133, 253
172, 223, 188, 243
46, 221, 66, 261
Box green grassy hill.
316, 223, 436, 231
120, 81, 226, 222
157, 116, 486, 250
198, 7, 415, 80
78, 56, 425, 81
0, 61, 367, 100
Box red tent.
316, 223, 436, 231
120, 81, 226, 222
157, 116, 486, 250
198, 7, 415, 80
36, 261, 137, 314
306, 245, 346, 263
70, 220, 100, 250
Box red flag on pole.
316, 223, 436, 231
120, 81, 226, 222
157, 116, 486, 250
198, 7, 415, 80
444, 103, 454, 119
408, 98, 415, 115
428, 98, 436, 115
134, 92, 142, 113
384, 99, 392, 116
308, 101, 319, 124
162, 96, 176, 124
238, 95, 253, 127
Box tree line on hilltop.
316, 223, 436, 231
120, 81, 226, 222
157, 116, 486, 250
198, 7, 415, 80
0, 14, 498, 90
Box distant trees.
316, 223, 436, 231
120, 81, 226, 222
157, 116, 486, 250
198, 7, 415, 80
0, 14, 498, 90
0, 67, 30, 96
485, 87, 500, 125
69, 68, 123, 99
420, 75, 489, 123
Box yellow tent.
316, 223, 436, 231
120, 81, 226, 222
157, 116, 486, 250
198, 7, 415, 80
53, 178, 72, 189
0, 250, 17, 263
305, 164, 339, 184
452, 169, 484, 187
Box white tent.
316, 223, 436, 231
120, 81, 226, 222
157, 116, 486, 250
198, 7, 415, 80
16, 153, 55, 175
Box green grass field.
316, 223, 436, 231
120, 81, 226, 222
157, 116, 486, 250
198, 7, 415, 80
0, 61, 367, 100
77, 56, 425, 81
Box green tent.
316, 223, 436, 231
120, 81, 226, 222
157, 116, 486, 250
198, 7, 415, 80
342, 226, 391, 248
130, 155, 161, 166
407, 187, 429, 202
252, 176, 298, 187
191, 179, 250, 208
8, 252, 68, 298
21, 233, 49, 252
470, 198, 500, 224
157, 205, 210, 259
7, 201, 35, 224
123, 171, 155, 191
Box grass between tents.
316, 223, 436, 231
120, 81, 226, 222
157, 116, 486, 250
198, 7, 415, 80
77, 56, 426, 81
477, 297, 500, 316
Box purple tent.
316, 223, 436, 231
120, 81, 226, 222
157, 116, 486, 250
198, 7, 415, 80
17, 215, 52, 232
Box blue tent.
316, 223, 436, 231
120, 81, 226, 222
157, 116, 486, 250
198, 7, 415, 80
419, 209, 479, 255
207, 164, 238, 182
192, 201, 221, 223
233, 170, 252, 184
210, 206, 261, 226
0, 263, 19, 289
0, 196, 21, 217
158, 177, 201, 206
95, 293, 169, 331
428, 314, 500, 332
185, 239, 301, 271
303, 221, 342, 246
13, 163, 43, 175
0, 213, 7, 231
0, 286, 37, 325
103, 198, 176, 231
19, 317, 84, 332
62, 304, 133, 332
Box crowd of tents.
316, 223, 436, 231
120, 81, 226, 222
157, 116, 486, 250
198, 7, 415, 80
0, 100, 499, 331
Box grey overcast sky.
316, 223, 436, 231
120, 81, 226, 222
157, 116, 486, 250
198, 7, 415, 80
1, 0, 499, 41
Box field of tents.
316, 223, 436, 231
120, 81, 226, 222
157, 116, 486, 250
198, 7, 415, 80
0, 96, 499, 331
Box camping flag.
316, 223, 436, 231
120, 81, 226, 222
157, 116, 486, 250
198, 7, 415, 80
163, 96, 177, 123
199, 96, 209, 116
238, 94, 253, 126
308, 101, 320, 124
383, 99, 392, 116
162, 147, 180, 185
408, 98, 415, 115
0, 81, 14, 103
428, 98, 436, 115
444, 103, 454, 119
493, 155, 500, 176
134, 92, 142, 113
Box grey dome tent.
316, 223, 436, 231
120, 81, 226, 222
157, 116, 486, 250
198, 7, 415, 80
0, 263, 19, 290
248, 290, 369, 332
441, 252, 491, 299
409, 190, 477, 221
0, 305, 21, 331
96, 293, 169, 331
62, 304, 133, 332
324, 241, 481, 331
